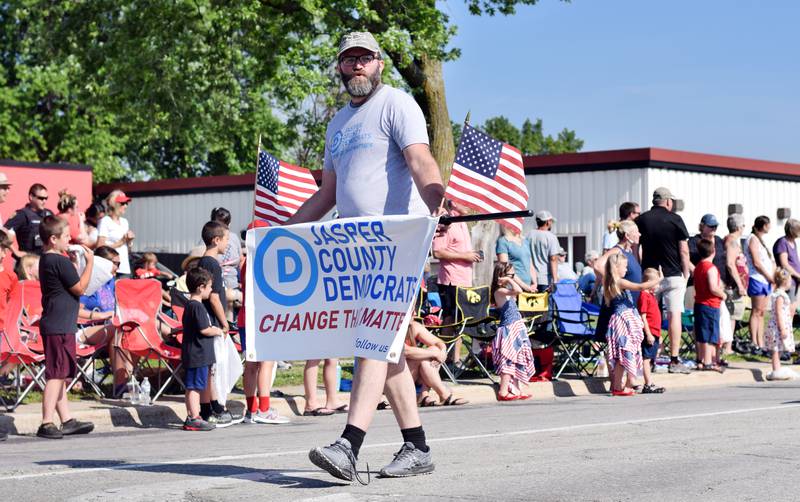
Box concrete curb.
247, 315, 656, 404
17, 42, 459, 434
0, 362, 770, 436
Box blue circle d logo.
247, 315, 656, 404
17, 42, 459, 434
253, 228, 318, 307
330, 130, 343, 154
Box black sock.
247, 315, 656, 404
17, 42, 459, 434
670, 356, 679, 364
341, 424, 366, 458
200, 403, 212, 420
210, 400, 225, 414
401, 426, 429, 452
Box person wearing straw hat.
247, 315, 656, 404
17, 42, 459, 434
287, 31, 445, 483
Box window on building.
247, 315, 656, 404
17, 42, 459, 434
557, 235, 587, 271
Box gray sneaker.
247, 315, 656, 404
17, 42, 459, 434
309, 438, 368, 484
379, 442, 434, 478
668, 362, 691, 374
252, 408, 290, 424
209, 411, 234, 428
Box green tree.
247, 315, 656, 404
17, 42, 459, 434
482, 116, 522, 149
476, 116, 583, 155
1, 1, 566, 182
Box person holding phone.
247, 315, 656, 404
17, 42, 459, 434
432, 199, 482, 368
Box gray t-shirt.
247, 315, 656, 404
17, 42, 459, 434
529, 229, 560, 286
323, 85, 429, 217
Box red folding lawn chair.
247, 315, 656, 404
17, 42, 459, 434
113, 279, 183, 402
0, 283, 45, 411
18, 280, 106, 398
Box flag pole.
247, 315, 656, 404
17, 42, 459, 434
438, 111, 472, 213
439, 210, 532, 225
252, 134, 261, 221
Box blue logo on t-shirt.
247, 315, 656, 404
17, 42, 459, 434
330, 131, 343, 154
330, 123, 373, 160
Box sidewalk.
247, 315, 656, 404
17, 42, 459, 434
0, 361, 771, 436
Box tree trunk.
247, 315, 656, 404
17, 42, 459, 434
418, 55, 455, 183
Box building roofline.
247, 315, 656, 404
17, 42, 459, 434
95, 170, 323, 197
523, 147, 800, 180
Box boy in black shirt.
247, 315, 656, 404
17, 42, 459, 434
182, 267, 224, 431
37, 215, 95, 439
196, 220, 237, 425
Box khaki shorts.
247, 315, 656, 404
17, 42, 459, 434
659, 275, 687, 314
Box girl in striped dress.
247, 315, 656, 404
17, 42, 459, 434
603, 253, 662, 396
491, 262, 536, 401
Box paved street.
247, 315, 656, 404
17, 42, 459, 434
2, 382, 800, 501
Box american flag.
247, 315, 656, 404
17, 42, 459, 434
444, 124, 529, 232
254, 148, 318, 224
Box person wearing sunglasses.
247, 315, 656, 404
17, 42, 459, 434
96, 190, 135, 277
4, 183, 54, 255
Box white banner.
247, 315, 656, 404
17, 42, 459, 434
245, 215, 437, 363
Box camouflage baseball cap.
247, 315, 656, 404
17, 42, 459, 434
337, 31, 381, 58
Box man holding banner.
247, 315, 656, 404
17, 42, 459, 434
281, 32, 445, 482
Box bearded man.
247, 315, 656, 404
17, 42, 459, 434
287, 32, 445, 483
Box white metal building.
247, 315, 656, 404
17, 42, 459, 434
97, 147, 800, 274
522, 147, 800, 266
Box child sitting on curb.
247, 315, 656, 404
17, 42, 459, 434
405, 320, 468, 407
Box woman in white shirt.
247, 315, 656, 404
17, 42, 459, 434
744, 215, 775, 352
97, 190, 135, 277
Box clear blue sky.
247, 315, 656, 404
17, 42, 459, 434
441, 0, 800, 162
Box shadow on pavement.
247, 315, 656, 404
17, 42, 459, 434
36, 459, 346, 489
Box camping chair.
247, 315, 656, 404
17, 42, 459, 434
660, 309, 696, 359
450, 285, 496, 383
156, 287, 188, 343
549, 282, 605, 379
423, 285, 494, 383
413, 287, 442, 328
19, 280, 107, 398
517, 291, 550, 337
0, 284, 46, 411
113, 279, 183, 402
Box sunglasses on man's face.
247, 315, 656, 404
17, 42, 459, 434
34, 195, 48, 201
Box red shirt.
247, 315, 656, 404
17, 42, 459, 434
637, 290, 661, 337
694, 260, 721, 308
0, 266, 20, 331
135, 266, 159, 279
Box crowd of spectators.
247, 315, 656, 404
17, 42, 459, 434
1, 170, 798, 439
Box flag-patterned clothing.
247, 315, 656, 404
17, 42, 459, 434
605, 291, 644, 378
492, 298, 536, 385
254, 149, 318, 224
445, 124, 529, 232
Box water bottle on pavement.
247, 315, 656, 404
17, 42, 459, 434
139, 377, 151, 406
129, 376, 140, 405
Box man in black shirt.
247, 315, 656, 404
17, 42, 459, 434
635, 187, 691, 374
5, 183, 53, 255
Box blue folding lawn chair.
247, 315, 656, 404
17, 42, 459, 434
549, 282, 606, 379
